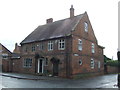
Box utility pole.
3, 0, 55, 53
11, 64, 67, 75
117, 51, 120, 88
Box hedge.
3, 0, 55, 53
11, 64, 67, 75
106, 60, 119, 67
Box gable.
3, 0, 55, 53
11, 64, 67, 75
73, 12, 98, 44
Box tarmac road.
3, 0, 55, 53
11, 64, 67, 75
1, 73, 119, 88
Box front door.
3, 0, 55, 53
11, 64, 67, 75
37, 59, 44, 73
53, 63, 59, 76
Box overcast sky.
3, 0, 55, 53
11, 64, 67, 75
0, 0, 119, 60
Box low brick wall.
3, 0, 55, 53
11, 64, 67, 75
106, 66, 118, 74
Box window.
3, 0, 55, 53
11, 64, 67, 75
2, 54, 8, 59
91, 58, 94, 69
79, 60, 82, 65
48, 41, 53, 51
84, 22, 88, 32
24, 46, 28, 52
58, 39, 65, 50
23, 58, 32, 67
45, 58, 48, 66
32, 45, 35, 52
78, 39, 82, 51
91, 43, 95, 53
98, 61, 100, 69
39, 43, 44, 50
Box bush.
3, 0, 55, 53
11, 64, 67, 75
106, 60, 119, 67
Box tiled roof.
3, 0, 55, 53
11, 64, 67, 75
21, 13, 84, 44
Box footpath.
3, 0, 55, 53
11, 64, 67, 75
0, 72, 67, 80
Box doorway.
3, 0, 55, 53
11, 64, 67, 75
37, 58, 44, 73
53, 63, 59, 76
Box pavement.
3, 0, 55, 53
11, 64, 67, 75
0, 72, 67, 80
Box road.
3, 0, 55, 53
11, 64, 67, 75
1, 74, 119, 88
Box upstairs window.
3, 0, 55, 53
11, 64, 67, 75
84, 22, 88, 32
24, 46, 28, 52
2, 54, 8, 59
78, 39, 82, 51
48, 41, 53, 51
32, 45, 35, 52
91, 58, 94, 69
58, 39, 65, 50
23, 58, 32, 68
91, 43, 95, 53
39, 43, 44, 50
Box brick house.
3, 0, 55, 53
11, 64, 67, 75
19, 5, 104, 78
0, 43, 21, 73
0, 43, 12, 72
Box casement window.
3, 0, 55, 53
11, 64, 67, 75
58, 39, 65, 50
91, 43, 95, 53
23, 58, 32, 67
98, 61, 100, 69
2, 54, 8, 59
39, 43, 44, 50
91, 58, 94, 69
32, 45, 35, 52
48, 41, 53, 51
78, 39, 82, 51
79, 59, 82, 65
84, 22, 88, 32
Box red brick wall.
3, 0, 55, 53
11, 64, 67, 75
106, 66, 118, 74
71, 12, 104, 75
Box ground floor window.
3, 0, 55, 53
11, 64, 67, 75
23, 58, 32, 68
98, 61, 100, 69
91, 58, 94, 69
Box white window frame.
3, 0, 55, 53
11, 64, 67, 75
78, 39, 82, 51
91, 58, 94, 69
98, 61, 100, 69
84, 22, 88, 32
48, 41, 53, 51
91, 43, 95, 53
58, 39, 65, 50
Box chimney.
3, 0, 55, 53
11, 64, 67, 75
13, 43, 20, 53
46, 18, 53, 24
70, 5, 74, 18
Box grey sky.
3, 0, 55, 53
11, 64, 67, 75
0, 0, 119, 60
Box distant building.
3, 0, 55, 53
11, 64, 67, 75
0, 43, 12, 72
0, 43, 21, 72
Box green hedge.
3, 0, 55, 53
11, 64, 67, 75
106, 60, 119, 67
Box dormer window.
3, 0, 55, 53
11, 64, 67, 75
84, 22, 88, 32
